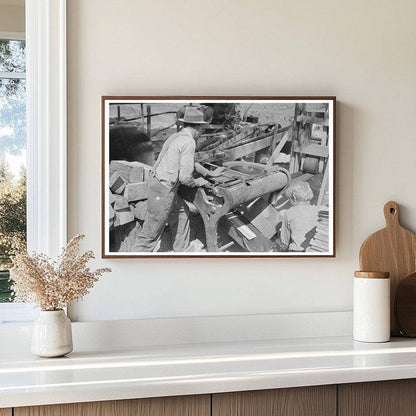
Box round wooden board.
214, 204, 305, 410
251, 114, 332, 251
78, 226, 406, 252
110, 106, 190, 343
395, 273, 416, 337
359, 201, 416, 336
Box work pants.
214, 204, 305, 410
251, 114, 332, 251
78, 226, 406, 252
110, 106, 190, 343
168, 197, 190, 252
131, 176, 190, 252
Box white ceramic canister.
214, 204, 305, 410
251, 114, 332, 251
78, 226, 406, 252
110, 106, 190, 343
31, 310, 73, 357
353, 271, 390, 343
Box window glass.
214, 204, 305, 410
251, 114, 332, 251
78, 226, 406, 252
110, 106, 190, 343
0, 39, 26, 73
0, 39, 26, 303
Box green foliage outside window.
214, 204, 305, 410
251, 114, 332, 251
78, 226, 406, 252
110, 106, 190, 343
0, 39, 27, 302
0, 160, 26, 302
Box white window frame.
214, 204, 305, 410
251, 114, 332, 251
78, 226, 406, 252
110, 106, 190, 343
0, 31, 29, 322
0, 0, 67, 323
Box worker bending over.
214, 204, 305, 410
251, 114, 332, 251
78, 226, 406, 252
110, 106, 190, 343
132, 106, 223, 252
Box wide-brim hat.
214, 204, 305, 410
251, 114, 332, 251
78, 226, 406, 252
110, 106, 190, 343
178, 106, 208, 124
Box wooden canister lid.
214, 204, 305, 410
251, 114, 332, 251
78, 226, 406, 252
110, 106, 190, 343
354, 271, 390, 279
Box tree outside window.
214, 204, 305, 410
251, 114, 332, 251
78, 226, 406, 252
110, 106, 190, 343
0, 38, 26, 302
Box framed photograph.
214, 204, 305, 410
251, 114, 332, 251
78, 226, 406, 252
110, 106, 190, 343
102, 96, 336, 258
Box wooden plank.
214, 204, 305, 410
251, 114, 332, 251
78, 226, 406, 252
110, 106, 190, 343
194, 150, 226, 164
289, 151, 300, 174
116, 207, 135, 226
15, 395, 210, 416
241, 198, 282, 239
311, 129, 328, 141
110, 161, 133, 181
0, 409, 12, 416
129, 166, 145, 183
359, 201, 416, 335
141, 103, 145, 129
293, 142, 329, 158
109, 171, 126, 194
146, 104, 152, 137
124, 182, 148, 202
221, 212, 273, 252
109, 204, 115, 220
225, 136, 273, 160
110, 160, 152, 182
221, 126, 256, 149
312, 125, 328, 173
339, 380, 416, 416
270, 126, 281, 153
266, 130, 290, 167
113, 194, 129, 211
113, 212, 120, 227
317, 161, 330, 206
304, 103, 329, 113
213, 385, 336, 416
296, 114, 329, 126
197, 134, 224, 151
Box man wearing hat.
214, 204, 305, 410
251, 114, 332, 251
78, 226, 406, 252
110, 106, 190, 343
131, 106, 223, 252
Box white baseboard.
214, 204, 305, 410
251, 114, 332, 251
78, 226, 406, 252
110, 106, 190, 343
0, 311, 352, 353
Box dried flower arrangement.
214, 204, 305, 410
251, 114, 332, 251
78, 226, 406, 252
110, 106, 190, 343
10, 235, 111, 311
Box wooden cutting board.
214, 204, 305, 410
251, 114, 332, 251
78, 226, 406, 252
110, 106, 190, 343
395, 273, 416, 337
359, 201, 416, 335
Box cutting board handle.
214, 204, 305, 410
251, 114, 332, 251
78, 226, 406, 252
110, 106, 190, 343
384, 201, 400, 228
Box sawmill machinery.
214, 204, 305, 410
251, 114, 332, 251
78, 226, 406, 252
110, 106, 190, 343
108, 101, 331, 253
179, 161, 291, 252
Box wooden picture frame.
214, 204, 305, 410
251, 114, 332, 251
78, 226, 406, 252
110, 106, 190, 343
102, 96, 336, 258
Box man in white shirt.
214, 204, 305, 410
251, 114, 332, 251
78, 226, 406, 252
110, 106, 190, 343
132, 106, 222, 252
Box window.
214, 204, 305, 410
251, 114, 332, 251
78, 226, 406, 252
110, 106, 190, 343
0, 34, 26, 307
0, 0, 67, 324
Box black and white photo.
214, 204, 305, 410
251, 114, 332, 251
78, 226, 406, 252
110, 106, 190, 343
102, 97, 335, 257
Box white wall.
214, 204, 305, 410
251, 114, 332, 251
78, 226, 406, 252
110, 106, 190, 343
67, 0, 416, 322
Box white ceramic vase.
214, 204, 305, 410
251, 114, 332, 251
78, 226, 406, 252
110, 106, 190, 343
31, 310, 73, 358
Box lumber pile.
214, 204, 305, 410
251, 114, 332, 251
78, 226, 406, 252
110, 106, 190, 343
109, 160, 151, 230
307, 208, 329, 252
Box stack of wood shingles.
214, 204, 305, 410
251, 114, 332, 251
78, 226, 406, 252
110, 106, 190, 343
308, 208, 329, 252
109, 160, 152, 230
